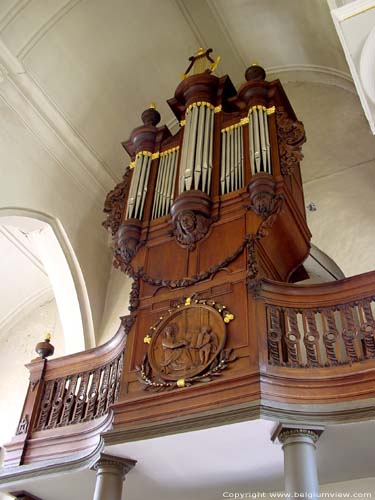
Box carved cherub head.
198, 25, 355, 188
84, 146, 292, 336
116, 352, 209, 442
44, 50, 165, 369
179, 211, 197, 233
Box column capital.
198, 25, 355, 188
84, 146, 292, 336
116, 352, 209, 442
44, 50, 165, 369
271, 423, 325, 445
92, 453, 137, 479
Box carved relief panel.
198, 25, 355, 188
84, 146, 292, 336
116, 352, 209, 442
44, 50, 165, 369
137, 297, 235, 390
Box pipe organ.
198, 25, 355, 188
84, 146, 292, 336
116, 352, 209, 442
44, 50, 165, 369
6, 48, 375, 473
102, 48, 311, 428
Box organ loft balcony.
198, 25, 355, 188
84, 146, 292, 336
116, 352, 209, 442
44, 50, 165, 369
1, 48, 374, 479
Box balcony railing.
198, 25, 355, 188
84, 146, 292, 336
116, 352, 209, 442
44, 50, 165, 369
2, 273, 375, 472
3, 319, 127, 468
266, 297, 375, 368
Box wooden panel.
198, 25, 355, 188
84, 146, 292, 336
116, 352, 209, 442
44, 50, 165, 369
144, 239, 189, 281
197, 216, 245, 273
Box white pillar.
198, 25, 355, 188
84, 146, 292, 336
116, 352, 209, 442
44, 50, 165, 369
92, 453, 136, 500
272, 424, 324, 499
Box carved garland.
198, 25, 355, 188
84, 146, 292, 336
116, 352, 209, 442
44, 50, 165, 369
276, 107, 306, 176
136, 296, 236, 391
117, 197, 283, 297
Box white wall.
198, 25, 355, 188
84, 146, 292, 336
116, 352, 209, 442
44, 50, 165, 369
0, 94, 111, 345
98, 266, 132, 345
0, 297, 64, 446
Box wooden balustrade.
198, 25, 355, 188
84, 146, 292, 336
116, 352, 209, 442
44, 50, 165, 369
259, 272, 375, 369
34, 351, 123, 431
3, 318, 128, 468
266, 298, 375, 368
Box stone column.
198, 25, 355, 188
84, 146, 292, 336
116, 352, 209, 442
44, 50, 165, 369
272, 423, 324, 499
92, 453, 136, 500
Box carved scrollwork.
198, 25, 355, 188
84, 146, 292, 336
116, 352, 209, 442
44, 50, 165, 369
114, 219, 143, 268
248, 173, 280, 220
103, 168, 131, 237
276, 107, 306, 175
136, 297, 236, 390
16, 415, 29, 435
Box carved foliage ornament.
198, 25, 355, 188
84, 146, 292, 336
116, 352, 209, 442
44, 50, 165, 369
103, 168, 131, 237
276, 107, 306, 175
137, 296, 236, 390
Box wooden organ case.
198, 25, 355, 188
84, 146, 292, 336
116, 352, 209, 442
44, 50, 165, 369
103, 49, 311, 431
4, 49, 375, 472
104, 50, 310, 428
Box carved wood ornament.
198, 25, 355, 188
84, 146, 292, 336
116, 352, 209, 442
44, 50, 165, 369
137, 296, 236, 390
276, 107, 306, 175
170, 190, 215, 250
103, 168, 131, 237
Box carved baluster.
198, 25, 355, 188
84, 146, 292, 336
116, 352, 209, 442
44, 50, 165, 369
96, 364, 111, 418
71, 372, 89, 423
106, 359, 118, 411
341, 305, 360, 362
84, 369, 101, 420
114, 352, 124, 401
47, 378, 66, 429
321, 309, 339, 366
285, 308, 301, 367
58, 375, 79, 426
302, 311, 320, 367
35, 380, 55, 431
359, 299, 375, 358
267, 305, 283, 365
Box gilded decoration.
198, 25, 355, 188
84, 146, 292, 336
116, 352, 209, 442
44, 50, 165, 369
137, 297, 236, 390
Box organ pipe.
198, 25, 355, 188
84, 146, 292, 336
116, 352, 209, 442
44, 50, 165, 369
220, 122, 245, 195
248, 106, 272, 175
126, 153, 152, 219
179, 102, 214, 194
152, 148, 179, 219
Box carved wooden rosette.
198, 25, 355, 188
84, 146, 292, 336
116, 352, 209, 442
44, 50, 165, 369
170, 190, 214, 250
276, 107, 306, 175
137, 296, 236, 390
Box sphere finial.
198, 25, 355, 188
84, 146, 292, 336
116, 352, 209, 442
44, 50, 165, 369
245, 63, 266, 81
141, 104, 161, 127
35, 333, 55, 359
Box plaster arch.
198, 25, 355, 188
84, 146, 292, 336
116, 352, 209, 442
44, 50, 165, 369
0, 206, 95, 351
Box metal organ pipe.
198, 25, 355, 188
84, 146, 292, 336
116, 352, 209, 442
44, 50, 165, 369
248, 106, 273, 175
126, 153, 151, 219
152, 147, 179, 219
207, 109, 214, 194
220, 123, 245, 195
179, 102, 214, 194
